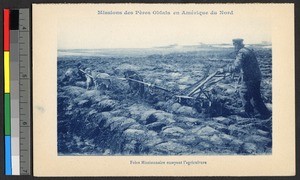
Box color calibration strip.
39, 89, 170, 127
4, 8, 12, 175
3, 8, 31, 175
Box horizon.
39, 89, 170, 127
57, 42, 272, 50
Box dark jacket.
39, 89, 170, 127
225, 47, 262, 82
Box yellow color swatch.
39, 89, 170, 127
4, 51, 10, 93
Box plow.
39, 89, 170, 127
173, 71, 233, 115
93, 70, 235, 116
76, 67, 236, 116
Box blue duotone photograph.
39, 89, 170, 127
57, 15, 272, 155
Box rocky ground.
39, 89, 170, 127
57, 46, 272, 155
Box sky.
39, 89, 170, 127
58, 15, 271, 49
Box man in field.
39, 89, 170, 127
220, 39, 271, 119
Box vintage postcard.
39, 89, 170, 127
33, 3, 295, 176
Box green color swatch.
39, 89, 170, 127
4, 93, 11, 135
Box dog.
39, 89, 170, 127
123, 70, 145, 98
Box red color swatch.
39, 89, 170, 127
4, 9, 10, 51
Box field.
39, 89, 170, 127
57, 45, 272, 155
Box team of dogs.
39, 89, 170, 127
63, 65, 145, 96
